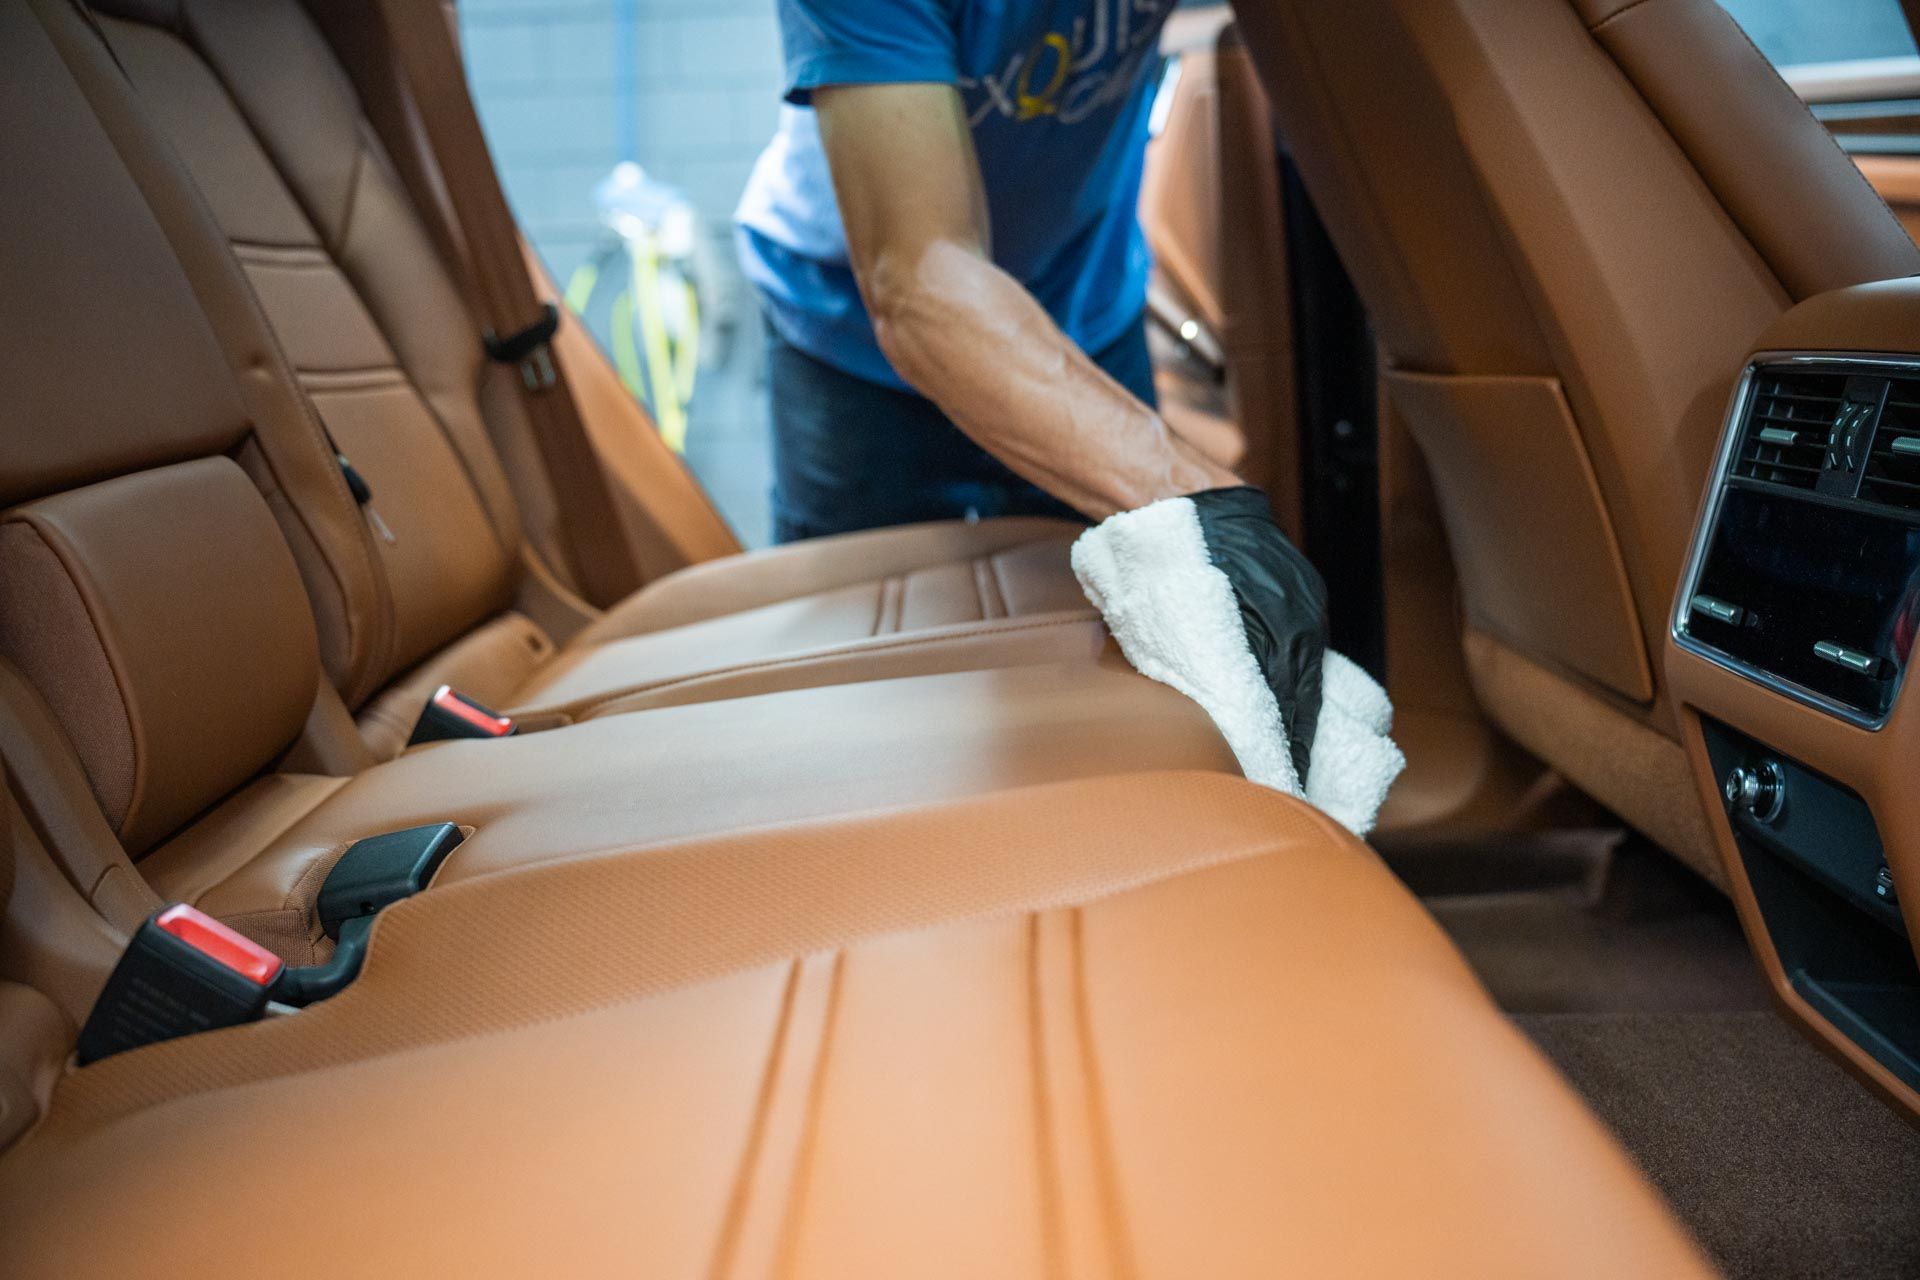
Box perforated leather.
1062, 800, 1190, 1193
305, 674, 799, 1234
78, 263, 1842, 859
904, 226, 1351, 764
0, 778, 1712, 1278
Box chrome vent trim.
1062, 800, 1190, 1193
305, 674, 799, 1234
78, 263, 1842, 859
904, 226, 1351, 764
1731, 369, 1844, 491
1672, 352, 1920, 732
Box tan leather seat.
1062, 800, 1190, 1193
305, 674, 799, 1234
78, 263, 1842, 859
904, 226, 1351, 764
1234, 0, 1920, 883
0, 0, 1233, 955
0, 8, 1723, 1255
0, 776, 1712, 1277
85, 0, 1093, 761
142, 659, 1236, 962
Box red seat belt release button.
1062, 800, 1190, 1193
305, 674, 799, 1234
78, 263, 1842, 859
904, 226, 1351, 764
154, 904, 284, 986
409, 684, 518, 745
75, 905, 285, 1064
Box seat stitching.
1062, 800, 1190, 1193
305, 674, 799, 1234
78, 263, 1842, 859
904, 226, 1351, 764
337, 133, 368, 259
1028, 912, 1068, 1280
276, 840, 358, 915
566, 615, 1100, 715
1587, 0, 1656, 32
988, 551, 1015, 620
971, 556, 1006, 621
886, 574, 906, 635
772, 950, 847, 1278
707, 958, 804, 1279
1072, 906, 1139, 1279
869, 575, 904, 638
300, 367, 409, 388
229, 241, 333, 265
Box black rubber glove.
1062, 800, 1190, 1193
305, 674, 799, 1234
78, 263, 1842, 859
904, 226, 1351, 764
1189, 486, 1329, 784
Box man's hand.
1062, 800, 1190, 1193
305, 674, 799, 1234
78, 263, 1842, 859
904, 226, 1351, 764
1069, 486, 1329, 793
813, 82, 1239, 518
1189, 487, 1328, 783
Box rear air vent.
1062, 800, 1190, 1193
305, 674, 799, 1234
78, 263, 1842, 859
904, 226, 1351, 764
1731, 369, 1846, 491
1859, 378, 1920, 514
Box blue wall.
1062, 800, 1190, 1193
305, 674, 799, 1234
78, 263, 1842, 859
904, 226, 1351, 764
1717, 0, 1915, 67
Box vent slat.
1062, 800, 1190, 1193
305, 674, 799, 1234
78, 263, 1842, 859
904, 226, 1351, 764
1862, 475, 1920, 496
1734, 369, 1849, 493
1860, 374, 1920, 513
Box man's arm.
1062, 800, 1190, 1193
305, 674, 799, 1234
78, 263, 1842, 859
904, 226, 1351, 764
813, 82, 1239, 519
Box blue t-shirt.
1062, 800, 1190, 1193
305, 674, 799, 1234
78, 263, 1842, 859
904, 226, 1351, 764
735, 0, 1174, 390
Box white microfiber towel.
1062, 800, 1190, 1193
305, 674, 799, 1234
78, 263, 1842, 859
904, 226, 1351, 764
1305, 652, 1406, 837
1071, 496, 1406, 836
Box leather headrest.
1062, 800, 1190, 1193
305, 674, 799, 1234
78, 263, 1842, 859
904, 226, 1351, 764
0, 459, 320, 855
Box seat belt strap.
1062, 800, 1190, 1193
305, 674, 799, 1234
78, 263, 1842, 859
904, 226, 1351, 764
367, 0, 640, 606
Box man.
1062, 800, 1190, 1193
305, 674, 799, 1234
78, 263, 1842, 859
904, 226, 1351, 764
735, 0, 1349, 796
735, 0, 1232, 540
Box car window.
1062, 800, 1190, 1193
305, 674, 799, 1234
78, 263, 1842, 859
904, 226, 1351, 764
1716, 0, 1916, 69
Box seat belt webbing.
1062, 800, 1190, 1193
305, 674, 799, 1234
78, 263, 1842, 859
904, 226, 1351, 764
368, 0, 641, 607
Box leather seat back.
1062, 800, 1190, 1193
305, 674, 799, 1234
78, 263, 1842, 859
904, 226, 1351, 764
1236, 0, 1920, 708
89, 0, 531, 706
0, 0, 360, 856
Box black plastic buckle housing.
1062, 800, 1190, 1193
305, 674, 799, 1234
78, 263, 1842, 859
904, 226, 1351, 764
270, 824, 465, 1008
317, 823, 464, 940
408, 685, 517, 746
77, 825, 468, 1060
77, 907, 282, 1065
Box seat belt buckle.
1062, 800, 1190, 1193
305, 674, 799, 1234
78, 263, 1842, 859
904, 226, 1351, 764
483, 301, 561, 391
76, 905, 284, 1065
316, 823, 464, 940
266, 823, 467, 1008
409, 685, 517, 746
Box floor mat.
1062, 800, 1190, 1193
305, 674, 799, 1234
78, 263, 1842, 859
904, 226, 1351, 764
1419, 836, 1771, 1016
1522, 1011, 1920, 1280
1389, 831, 1920, 1279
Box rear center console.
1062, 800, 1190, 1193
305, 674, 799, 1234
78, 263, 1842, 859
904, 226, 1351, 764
1669, 312, 1920, 1118
1677, 358, 1920, 726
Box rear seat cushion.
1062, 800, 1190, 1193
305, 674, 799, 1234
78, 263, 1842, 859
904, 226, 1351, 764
514, 520, 1097, 713
0, 460, 319, 854
580, 518, 1092, 639
0, 776, 1710, 1276
350, 519, 1098, 755
140, 659, 1240, 961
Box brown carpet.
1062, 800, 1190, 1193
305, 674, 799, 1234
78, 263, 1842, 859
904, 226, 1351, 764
1523, 1011, 1920, 1280
1385, 831, 1920, 1279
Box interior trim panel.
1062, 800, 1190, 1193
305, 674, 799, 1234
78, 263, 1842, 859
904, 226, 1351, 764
1672, 352, 1920, 730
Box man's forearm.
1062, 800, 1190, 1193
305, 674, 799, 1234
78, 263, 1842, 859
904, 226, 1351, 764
867, 240, 1238, 519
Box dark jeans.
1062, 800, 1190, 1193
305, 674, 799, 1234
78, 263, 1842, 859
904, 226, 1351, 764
767, 316, 1157, 543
